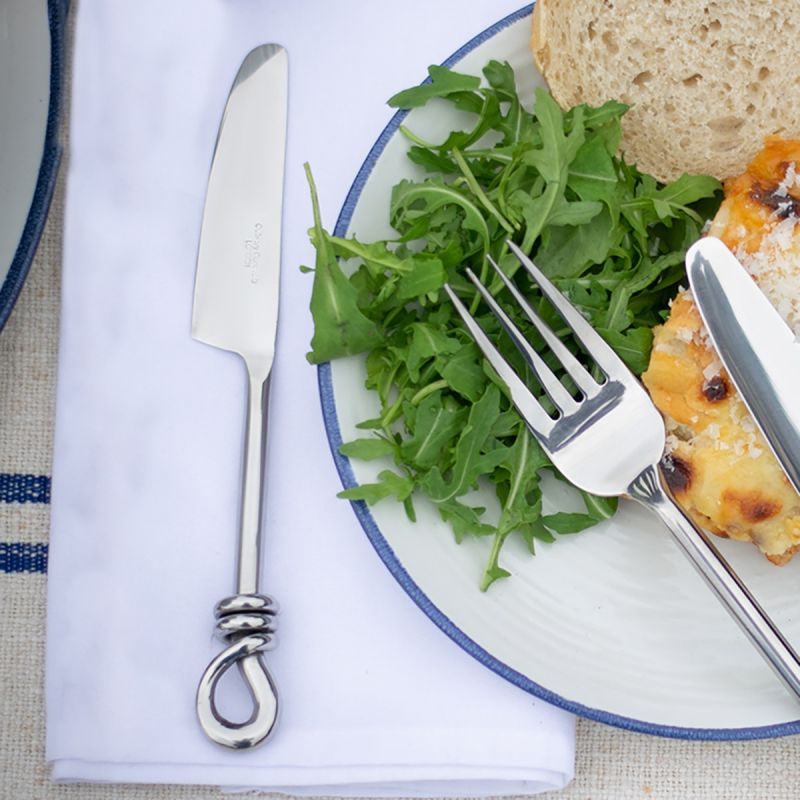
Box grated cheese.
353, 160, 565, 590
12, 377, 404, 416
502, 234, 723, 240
774, 161, 799, 197
703, 360, 723, 381
734, 214, 800, 335
665, 433, 680, 453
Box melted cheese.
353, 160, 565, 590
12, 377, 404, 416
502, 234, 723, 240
642, 137, 800, 564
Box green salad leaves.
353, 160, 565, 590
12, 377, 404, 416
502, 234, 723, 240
305, 60, 721, 590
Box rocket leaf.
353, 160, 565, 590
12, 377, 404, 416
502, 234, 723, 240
305, 60, 721, 589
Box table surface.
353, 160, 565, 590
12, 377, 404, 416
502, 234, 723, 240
3, 6, 800, 800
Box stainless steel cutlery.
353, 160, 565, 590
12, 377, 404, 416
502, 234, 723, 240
446, 240, 800, 702
688, 236, 800, 496
192, 44, 288, 750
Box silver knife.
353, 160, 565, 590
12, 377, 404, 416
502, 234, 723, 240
687, 236, 800, 495
193, 44, 287, 750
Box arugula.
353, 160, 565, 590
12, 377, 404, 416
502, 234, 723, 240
305, 61, 721, 590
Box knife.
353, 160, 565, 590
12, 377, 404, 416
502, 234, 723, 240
192, 44, 287, 750
687, 236, 800, 495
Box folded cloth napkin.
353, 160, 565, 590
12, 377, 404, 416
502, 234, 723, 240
45, 0, 576, 793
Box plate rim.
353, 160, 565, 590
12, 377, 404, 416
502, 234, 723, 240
316, 2, 800, 741
0, 0, 67, 332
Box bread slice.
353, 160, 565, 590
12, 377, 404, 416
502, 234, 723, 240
531, 0, 800, 182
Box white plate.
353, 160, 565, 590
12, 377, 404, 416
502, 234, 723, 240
0, 0, 64, 329
319, 5, 800, 738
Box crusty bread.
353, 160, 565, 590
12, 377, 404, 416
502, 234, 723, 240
531, 0, 800, 183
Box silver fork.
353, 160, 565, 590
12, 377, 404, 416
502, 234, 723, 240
445, 240, 800, 702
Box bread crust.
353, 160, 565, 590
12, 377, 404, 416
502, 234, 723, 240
530, 0, 800, 182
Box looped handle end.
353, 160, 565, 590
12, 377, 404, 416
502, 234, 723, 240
197, 593, 279, 749
196, 633, 279, 749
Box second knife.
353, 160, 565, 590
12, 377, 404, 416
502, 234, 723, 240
687, 235, 800, 496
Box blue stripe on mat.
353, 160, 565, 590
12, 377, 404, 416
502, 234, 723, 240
0, 542, 48, 573
0, 473, 50, 503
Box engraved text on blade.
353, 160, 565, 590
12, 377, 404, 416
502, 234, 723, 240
244, 222, 264, 284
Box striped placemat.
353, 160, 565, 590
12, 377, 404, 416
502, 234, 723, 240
0, 479, 51, 573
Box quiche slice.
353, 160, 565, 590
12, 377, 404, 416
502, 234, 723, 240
642, 137, 800, 564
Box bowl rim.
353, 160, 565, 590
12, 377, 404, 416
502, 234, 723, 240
0, 0, 67, 332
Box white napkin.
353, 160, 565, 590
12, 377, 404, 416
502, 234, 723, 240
45, 0, 576, 794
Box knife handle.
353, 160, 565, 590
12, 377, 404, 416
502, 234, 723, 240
238, 364, 271, 595
196, 592, 279, 748
630, 464, 800, 701
196, 357, 280, 749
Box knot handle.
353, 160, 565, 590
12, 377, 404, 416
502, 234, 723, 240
196, 593, 279, 749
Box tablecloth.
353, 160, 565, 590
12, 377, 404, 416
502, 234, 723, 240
2, 3, 800, 799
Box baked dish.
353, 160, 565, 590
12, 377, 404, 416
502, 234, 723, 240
643, 137, 800, 564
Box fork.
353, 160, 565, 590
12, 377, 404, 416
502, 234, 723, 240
445, 240, 800, 702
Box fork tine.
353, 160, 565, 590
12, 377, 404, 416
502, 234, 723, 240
507, 240, 632, 382
443, 283, 556, 437
487, 256, 600, 398
464, 268, 580, 416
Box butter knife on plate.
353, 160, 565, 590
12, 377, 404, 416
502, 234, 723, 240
687, 236, 800, 495
192, 44, 288, 750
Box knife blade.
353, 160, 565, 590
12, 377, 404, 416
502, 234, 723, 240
686, 236, 800, 495
192, 44, 286, 364
193, 44, 287, 750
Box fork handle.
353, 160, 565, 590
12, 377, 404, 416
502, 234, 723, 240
629, 463, 800, 702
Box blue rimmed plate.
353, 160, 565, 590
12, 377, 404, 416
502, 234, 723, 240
319, 5, 800, 739
0, 0, 65, 330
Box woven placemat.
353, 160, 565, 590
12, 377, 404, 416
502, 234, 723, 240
2, 4, 800, 799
